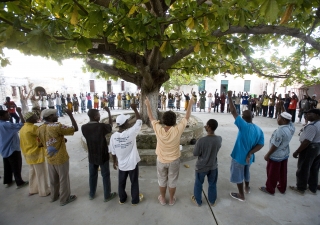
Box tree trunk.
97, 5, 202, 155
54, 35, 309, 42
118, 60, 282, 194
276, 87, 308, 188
140, 86, 161, 125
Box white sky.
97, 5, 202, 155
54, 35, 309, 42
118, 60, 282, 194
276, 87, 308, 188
2, 49, 85, 78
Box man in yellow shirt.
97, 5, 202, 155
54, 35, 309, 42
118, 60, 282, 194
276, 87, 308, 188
37, 108, 78, 206
145, 96, 194, 206
20, 112, 50, 197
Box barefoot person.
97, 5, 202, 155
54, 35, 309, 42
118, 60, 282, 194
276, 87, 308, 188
109, 104, 143, 205
227, 90, 264, 202
191, 119, 222, 207
38, 108, 78, 206
81, 106, 117, 202
145, 96, 194, 206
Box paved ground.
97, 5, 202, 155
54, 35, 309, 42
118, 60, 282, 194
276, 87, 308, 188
0, 109, 319, 225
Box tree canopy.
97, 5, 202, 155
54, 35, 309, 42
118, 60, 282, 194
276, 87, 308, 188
1, 0, 320, 90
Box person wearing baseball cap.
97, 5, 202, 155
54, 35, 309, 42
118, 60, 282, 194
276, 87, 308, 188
259, 105, 295, 195
109, 104, 144, 205
20, 112, 50, 196
37, 108, 78, 206
290, 108, 320, 195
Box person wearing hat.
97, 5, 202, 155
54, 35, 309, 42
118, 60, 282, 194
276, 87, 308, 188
37, 108, 78, 206
81, 106, 117, 202
109, 104, 143, 205
259, 104, 295, 195
227, 90, 264, 202
145, 95, 194, 206
0, 107, 29, 189
20, 112, 50, 196
290, 108, 320, 195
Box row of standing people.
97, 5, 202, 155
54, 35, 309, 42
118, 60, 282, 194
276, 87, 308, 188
1, 91, 319, 207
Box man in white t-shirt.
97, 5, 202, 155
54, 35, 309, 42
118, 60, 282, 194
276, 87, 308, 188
109, 104, 143, 205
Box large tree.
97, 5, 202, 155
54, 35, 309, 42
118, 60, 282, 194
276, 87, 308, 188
1, 0, 320, 123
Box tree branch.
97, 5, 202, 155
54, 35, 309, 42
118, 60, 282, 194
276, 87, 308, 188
238, 47, 289, 79
149, 0, 164, 17
89, 0, 111, 8
73, 0, 89, 16
211, 25, 320, 51
88, 44, 146, 68
86, 58, 140, 84
160, 46, 194, 70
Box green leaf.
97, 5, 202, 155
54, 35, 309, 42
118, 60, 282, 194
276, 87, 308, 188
165, 0, 171, 7
77, 36, 92, 53
88, 11, 103, 24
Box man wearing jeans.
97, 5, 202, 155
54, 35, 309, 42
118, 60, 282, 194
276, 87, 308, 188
227, 90, 264, 202
81, 106, 117, 202
109, 104, 143, 205
191, 119, 222, 206
55, 92, 63, 117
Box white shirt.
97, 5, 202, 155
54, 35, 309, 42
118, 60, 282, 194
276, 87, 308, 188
56, 96, 61, 105
41, 96, 47, 108
109, 119, 142, 171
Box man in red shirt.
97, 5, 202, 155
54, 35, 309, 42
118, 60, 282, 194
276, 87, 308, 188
287, 93, 298, 123
4, 97, 20, 123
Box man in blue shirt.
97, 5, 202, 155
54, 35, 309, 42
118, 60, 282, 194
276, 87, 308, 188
241, 92, 249, 114
0, 107, 29, 188
227, 91, 264, 202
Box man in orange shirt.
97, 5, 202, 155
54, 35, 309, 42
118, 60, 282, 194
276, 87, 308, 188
288, 92, 299, 123
145, 96, 194, 206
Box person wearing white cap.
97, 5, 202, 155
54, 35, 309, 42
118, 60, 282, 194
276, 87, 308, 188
20, 112, 50, 196
259, 108, 295, 195
37, 108, 78, 206
109, 104, 143, 205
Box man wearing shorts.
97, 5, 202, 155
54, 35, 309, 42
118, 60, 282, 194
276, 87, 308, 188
145, 96, 194, 206
227, 91, 264, 202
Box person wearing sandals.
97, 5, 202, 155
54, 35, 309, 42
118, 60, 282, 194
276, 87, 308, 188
37, 108, 78, 206
109, 104, 143, 205
145, 96, 194, 206
20, 112, 51, 197
259, 109, 295, 195
81, 106, 117, 202
290, 109, 320, 195
191, 119, 222, 207
0, 107, 29, 189
227, 91, 264, 202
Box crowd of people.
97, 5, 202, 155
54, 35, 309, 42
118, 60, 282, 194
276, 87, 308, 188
0, 87, 319, 208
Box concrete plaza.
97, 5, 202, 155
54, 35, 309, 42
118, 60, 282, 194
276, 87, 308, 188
0, 109, 319, 225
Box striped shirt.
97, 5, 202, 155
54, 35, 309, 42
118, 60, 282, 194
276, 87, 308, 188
299, 120, 320, 143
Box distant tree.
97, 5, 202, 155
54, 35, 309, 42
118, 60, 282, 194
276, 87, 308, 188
1, 0, 320, 123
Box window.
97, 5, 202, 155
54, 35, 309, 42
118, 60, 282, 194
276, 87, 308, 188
107, 81, 111, 93
11, 86, 17, 96
89, 80, 95, 92
244, 80, 251, 92
121, 81, 125, 91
